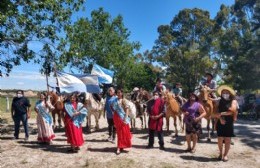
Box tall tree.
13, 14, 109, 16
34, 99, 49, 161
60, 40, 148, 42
215, 0, 259, 91
153, 8, 215, 94
0, 0, 85, 76
59, 8, 142, 89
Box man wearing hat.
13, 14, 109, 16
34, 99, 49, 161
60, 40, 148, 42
201, 72, 217, 98
173, 82, 184, 105
213, 85, 238, 162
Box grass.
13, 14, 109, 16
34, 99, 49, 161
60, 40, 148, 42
0, 97, 38, 121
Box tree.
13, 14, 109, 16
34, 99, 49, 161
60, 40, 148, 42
215, 1, 260, 91
59, 8, 143, 90
153, 8, 215, 94
0, 0, 85, 76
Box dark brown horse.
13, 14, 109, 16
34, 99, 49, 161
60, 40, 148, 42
47, 91, 64, 128
134, 89, 153, 129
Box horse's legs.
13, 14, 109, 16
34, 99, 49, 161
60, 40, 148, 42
86, 116, 91, 133
166, 116, 170, 133
174, 116, 178, 137
144, 113, 147, 129
140, 116, 144, 129
52, 112, 56, 129
95, 114, 99, 130
207, 119, 211, 142
58, 111, 62, 128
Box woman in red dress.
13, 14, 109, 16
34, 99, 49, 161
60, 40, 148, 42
112, 88, 132, 155
63, 93, 88, 153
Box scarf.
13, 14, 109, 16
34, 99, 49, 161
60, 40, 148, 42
35, 100, 52, 125
65, 102, 88, 128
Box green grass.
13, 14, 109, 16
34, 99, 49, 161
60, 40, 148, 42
0, 97, 38, 119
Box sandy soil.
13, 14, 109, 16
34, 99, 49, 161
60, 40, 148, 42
0, 114, 259, 168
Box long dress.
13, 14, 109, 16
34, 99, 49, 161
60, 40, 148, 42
64, 101, 88, 147
111, 98, 132, 149
35, 100, 55, 142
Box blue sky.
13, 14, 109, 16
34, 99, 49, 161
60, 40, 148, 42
0, 0, 235, 91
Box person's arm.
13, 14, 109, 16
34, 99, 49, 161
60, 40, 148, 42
11, 100, 15, 120
221, 100, 237, 116
26, 98, 31, 119
195, 104, 207, 122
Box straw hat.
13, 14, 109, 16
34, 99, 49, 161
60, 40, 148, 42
217, 85, 236, 96
133, 87, 139, 91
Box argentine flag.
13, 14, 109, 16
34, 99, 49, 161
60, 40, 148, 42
91, 64, 114, 84
57, 71, 87, 93
71, 74, 101, 93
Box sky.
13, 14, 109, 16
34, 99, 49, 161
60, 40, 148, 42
0, 0, 235, 91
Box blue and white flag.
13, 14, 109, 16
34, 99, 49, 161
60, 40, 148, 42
71, 74, 101, 93
91, 64, 114, 84
57, 71, 87, 93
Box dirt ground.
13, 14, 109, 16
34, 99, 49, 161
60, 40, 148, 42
0, 114, 259, 168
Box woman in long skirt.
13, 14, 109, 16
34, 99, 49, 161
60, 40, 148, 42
34, 92, 55, 144
63, 93, 88, 153
111, 88, 132, 155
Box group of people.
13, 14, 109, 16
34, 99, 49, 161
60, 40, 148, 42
10, 72, 238, 161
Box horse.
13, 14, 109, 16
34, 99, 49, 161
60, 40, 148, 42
197, 85, 216, 141
133, 89, 153, 129
84, 92, 105, 133
47, 91, 64, 129
163, 91, 183, 136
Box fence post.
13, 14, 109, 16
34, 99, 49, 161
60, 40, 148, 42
6, 97, 10, 112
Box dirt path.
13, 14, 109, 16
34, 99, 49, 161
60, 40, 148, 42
0, 116, 259, 168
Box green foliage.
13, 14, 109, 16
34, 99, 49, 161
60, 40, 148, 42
214, 0, 260, 91
0, 0, 85, 75
153, 8, 215, 94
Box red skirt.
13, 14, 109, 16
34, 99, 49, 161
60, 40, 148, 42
113, 113, 132, 149
64, 114, 84, 147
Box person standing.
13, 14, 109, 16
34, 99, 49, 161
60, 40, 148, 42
182, 92, 206, 153
112, 88, 132, 155
63, 92, 88, 153
214, 85, 237, 162
104, 87, 117, 142
11, 90, 31, 140
146, 91, 166, 150
34, 92, 55, 144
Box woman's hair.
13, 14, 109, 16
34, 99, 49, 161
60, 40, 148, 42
116, 88, 124, 98
188, 92, 199, 102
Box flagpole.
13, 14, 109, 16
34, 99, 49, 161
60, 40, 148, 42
53, 63, 60, 93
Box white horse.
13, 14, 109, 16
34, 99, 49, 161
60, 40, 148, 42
85, 92, 105, 133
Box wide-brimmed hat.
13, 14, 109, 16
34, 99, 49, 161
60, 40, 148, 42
133, 87, 139, 91
217, 85, 236, 96
206, 72, 214, 78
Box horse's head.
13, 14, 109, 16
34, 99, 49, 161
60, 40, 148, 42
47, 91, 64, 110
137, 89, 152, 103
199, 85, 211, 103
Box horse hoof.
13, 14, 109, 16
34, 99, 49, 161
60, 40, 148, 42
207, 138, 211, 142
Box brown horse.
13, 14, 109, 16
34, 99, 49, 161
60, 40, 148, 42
47, 91, 64, 128
198, 85, 216, 141
133, 89, 152, 129
163, 92, 183, 136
